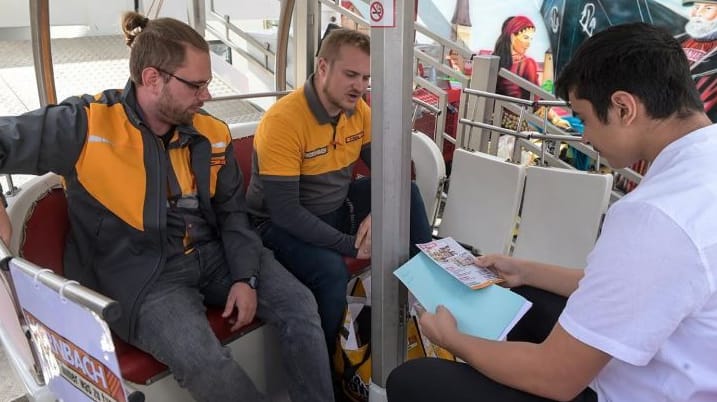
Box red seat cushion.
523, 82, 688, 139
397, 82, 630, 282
114, 308, 263, 384
21, 185, 259, 385
113, 336, 167, 384
21, 188, 69, 274
233, 135, 255, 192
344, 257, 370, 277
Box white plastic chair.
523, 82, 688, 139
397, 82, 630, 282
512, 166, 613, 268
438, 149, 525, 255
411, 130, 446, 227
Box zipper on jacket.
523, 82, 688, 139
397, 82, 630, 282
331, 121, 337, 149
129, 132, 168, 338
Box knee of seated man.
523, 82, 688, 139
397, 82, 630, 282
319, 256, 351, 288
282, 277, 321, 313
170, 339, 234, 375
295, 248, 349, 285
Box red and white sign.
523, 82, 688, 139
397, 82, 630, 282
10, 261, 128, 402
369, 0, 396, 28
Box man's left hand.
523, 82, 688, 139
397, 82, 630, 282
419, 305, 459, 350
222, 282, 257, 331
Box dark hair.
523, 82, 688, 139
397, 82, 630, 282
317, 28, 370, 63
121, 11, 209, 85
555, 22, 703, 123
493, 16, 535, 71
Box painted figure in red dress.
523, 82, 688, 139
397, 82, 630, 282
493, 16, 570, 130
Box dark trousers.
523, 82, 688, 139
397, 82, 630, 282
130, 242, 333, 402
257, 177, 433, 357
386, 287, 598, 402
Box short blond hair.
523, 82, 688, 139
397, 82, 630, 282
317, 28, 370, 63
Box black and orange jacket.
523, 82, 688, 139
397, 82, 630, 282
0, 81, 262, 340
246, 77, 371, 256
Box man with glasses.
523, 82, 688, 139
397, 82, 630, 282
156, 67, 212, 95
0, 11, 333, 402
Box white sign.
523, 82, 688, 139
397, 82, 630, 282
10, 261, 128, 402
369, 0, 396, 28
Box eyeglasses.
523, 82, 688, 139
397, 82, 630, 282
156, 67, 212, 96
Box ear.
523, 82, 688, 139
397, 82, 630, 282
140, 67, 164, 95
610, 91, 638, 125
316, 57, 328, 77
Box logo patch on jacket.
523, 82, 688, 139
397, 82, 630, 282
210, 155, 226, 167
345, 131, 364, 144
304, 146, 328, 159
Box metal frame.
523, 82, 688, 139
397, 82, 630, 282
370, 0, 416, 389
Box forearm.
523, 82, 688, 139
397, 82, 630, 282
445, 333, 572, 401
519, 259, 584, 297
263, 179, 357, 256
274, 205, 357, 255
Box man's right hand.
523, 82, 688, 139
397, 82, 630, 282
354, 214, 371, 259
474, 254, 526, 288
222, 282, 257, 331
356, 245, 370, 260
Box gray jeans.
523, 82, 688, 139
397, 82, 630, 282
130, 241, 333, 402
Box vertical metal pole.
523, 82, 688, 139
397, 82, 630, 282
30, 0, 56, 107
307, 0, 319, 77
370, 0, 415, 392
276, 0, 296, 91
464, 55, 499, 153
293, 0, 319, 84
188, 0, 206, 37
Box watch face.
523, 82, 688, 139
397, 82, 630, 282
246, 276, 258, 289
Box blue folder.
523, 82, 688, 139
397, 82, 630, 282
394, 253, 532, 340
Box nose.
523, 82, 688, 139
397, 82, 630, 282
198, 86, 212, 101
356, 77, 369, 93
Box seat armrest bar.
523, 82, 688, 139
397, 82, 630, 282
8, 258, 121, 323
0, 238, 11, 263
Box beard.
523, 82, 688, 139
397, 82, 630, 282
686, 17, 717, 41
322, 84, 357, 114
157, 88, 196, 126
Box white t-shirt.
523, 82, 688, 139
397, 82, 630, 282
559, 125, 717, 402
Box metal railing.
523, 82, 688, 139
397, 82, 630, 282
205, 1, 277, 70
458, 74, 645, 202
206, 90, 292, 103
6, 258, 121, 323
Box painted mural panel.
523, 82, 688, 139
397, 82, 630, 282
416, 0, 716, 120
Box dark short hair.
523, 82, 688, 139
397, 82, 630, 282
121, 11, 209, 85
555, 23, 703, 123
317, 28, 370, 63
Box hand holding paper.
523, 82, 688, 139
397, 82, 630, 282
474, 254, 527, 288
394, 243, 531, 340
418, 305, 460, 349
417, 238, 504, 290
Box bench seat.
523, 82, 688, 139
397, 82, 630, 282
17, 178, 261, 385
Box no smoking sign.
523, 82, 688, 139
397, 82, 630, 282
369, 0, 395, 28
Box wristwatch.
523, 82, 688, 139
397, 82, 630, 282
236, 275, 259, 290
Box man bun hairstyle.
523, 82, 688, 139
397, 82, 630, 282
121, 11, 209, 85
